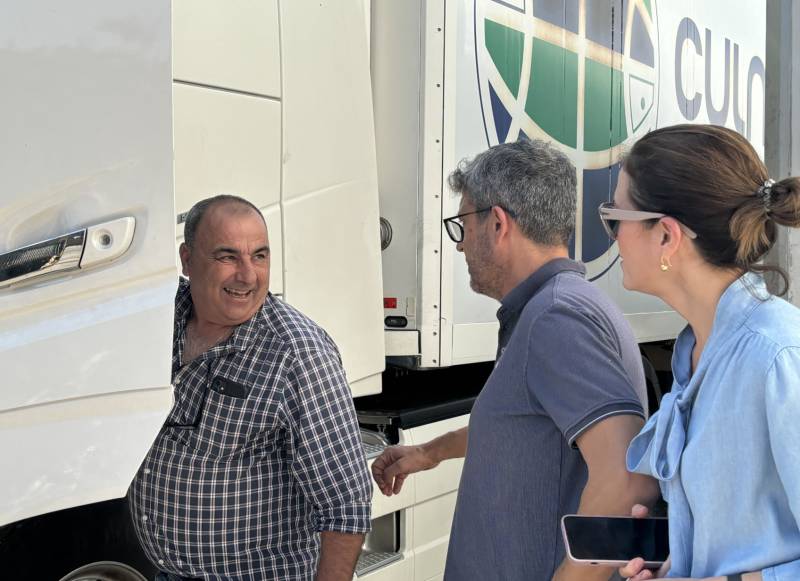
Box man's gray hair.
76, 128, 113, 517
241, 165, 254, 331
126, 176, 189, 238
183, 194, 265, 248
448, 138, 577, 246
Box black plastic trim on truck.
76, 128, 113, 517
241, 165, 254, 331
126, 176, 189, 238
357, 394, 476, 431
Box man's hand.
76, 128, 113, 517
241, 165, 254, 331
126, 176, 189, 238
371, 445, 439, 496
371, 427, 469, 496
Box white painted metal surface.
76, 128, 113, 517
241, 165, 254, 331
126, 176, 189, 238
417, 0, 448, 369
173, 0, 281, 98
279, 1, 385, 397
0, 1, 175, 526
371, 0, 424, 334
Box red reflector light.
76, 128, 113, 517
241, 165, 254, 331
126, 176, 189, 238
384, 297, 398, 309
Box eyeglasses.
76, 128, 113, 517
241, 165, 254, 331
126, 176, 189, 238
442, 208, 493, 243
443, 206, 516, 243
598, 202, 698, 241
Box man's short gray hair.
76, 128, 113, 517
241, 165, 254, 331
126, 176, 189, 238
448, 138, 577, 247
183, 194, 265, 248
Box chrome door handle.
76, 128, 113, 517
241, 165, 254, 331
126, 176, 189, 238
0, 217, 135, 288
0, 230, 85, 288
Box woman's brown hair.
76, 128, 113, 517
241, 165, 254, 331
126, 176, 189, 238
623, 124, 800, 294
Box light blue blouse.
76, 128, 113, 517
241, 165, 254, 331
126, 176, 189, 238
627, 273, 800, 580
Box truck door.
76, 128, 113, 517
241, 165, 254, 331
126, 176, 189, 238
0, 2, 175, 527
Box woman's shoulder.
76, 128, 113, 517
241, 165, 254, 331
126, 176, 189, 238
743, 295, 800, 352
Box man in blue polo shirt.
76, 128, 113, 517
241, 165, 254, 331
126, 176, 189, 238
371, 139, 659, 581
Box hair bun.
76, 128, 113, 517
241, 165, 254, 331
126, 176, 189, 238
767, 177, 800, 228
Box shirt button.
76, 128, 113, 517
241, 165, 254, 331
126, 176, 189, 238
158, 559, 164, 565
143, 468, 151, 475
142, 515, 148, 522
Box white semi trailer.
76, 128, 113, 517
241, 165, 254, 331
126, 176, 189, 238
0, 1, 784, 580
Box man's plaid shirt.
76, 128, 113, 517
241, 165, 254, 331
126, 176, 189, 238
129, 280, 372, 579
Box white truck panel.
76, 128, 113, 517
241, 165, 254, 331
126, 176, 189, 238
417, 0, 448, 369
173, 84, 282, 218
407, 415, 466, 581
372, 0, 424, 332
385, 330, 420, 357
0, 388, 172, 527
172, 0, 281, 98
279, 1, 385, 396
655, 0, 766, 149
412, 493, 458, 581
0, 1, 174, 525
0, 286, 173, 411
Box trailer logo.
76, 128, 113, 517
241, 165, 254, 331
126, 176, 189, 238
475, 0, 658, 278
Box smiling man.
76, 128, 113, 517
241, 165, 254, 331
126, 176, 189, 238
129, 195, 371, 581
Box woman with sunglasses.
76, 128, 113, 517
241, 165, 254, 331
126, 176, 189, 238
601, 124, 800, 581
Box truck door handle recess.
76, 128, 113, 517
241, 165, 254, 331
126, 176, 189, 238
0, 217, 135, 288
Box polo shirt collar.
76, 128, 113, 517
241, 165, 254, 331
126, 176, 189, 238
497, 258, 586, 323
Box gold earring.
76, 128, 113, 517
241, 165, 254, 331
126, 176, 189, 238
660, 256, 672, 272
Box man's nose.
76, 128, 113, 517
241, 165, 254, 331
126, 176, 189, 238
236, 258, 258, 283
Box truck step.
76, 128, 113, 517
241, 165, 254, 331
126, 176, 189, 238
355, 550, 403, 577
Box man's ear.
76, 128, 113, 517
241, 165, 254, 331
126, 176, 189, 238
179, 243, 191, 277
491, 205, 513, 240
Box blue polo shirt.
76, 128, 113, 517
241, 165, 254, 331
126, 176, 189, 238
444, 258, 646, 581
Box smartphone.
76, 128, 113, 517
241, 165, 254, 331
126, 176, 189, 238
561, 514, 669, 568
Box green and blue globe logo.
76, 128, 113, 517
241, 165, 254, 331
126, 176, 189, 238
475, 0, 658, 279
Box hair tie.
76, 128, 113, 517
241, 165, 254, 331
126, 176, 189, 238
757, 179, 775, 212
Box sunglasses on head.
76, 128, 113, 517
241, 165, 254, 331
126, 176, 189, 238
598, 202, 698, 241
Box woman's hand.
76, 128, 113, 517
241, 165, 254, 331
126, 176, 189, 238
619, 556, 671, 580
618, 504, 671, 580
